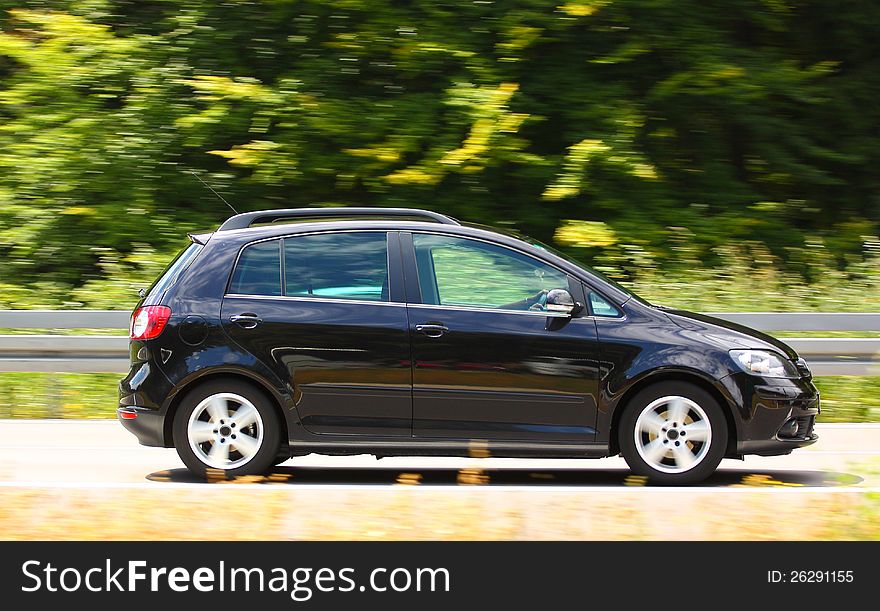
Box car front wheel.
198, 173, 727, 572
173, 380, 280, 477
619, 382, 728, 485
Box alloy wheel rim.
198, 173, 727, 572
634, 395, 712, 474
187, 392, 264, 470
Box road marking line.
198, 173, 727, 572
0, 446, 166, 451
801, 451, 880, 455
0, 419, 123, 424
1, 446, 878, 457
3, 420, 880, 428
1, 481, 879, 493
812, 423, 880, 428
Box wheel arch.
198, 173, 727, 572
607, 370, 739, 457
162, 369, 291, 456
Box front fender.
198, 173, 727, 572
594, 309, 743, 445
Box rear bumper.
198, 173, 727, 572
117, 406, 165, 447
118, 353, 174, 447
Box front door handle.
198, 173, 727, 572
415, 323, 449, 338
230, 313, 262, 329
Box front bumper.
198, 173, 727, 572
737, 432, 818, 456
721, 371, 820, 457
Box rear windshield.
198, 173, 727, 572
143, 242, 203, 303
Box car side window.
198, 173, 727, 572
229, 240, 282, 296
588, 291, 622, 317
412, 234, 569, 311
284, 232, 389, 302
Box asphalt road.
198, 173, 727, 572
0, 420, 878, 491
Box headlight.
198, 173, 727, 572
729, 349, 798, 378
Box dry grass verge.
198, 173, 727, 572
1, 486, 878, 541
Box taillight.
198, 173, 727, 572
130, 305, 172, 340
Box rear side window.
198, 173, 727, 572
284, 232, 389, 302
229, 241, 282, 296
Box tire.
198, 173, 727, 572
619, 381, 728, 485
172, 379, 281, 477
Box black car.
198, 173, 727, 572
118, 207, 819, 484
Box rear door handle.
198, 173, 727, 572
230, 313, 262, 329
415, 324, 449, 338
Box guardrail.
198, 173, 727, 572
0, 310, 878, 375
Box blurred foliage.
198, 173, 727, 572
0, 327, 125, 334
0, 1, 879, 307
624, 236, 880, 311
0, 372, 876, 422
0, 372, 120, 418
813, 377, 880, 423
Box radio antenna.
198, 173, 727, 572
191, 171, 239, 214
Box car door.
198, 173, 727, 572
221, 230, 412, 436
403, 232, 601, 442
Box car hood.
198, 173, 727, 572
659, 308, 799, 361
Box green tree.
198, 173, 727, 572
0, 1, 877, 304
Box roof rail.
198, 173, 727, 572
217, 207, 460, 231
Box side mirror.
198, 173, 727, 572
545, 288, 584, 316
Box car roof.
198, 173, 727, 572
209, 218, 488, 240
202, 207, 518, 248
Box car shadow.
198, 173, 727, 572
147, 465, 864, 488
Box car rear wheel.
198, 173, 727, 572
619, 382, 728, 485
173, 380, 280, 477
